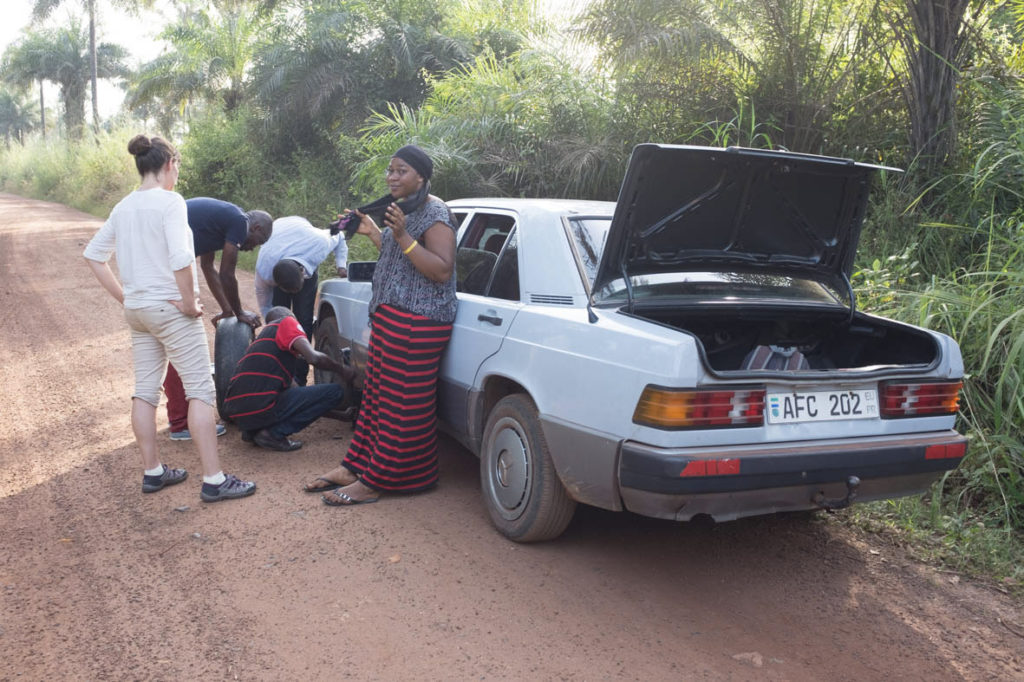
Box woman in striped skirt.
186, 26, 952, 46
305, 145, 457, 505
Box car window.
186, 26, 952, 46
487, 229, 520, 301
459, 212, 515, 254
455, 247, 497, 295
566, 217, 841, 304
568, 217, 611, 287
598, 272, 842, 304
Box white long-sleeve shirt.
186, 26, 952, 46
254, 215, 349, 315
83, 188, 199, 308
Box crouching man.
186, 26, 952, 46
222, 306, 353, 451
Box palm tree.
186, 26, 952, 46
250, 0, 475, 148
31, 0, 159, 133
2, 31, 53, 137
575, 0, 899, 154
126, 2, 270, 119
0, 87, 38, 146
35, 21, 127, 138
887, 0, 988, 170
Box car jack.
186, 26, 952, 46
812, 475, 861, 512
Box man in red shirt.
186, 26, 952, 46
222, 307, 353, 451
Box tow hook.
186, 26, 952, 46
812, 475, 861, 511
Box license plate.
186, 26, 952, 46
766, 389, 878, 424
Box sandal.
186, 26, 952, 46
322, 490, 379, 506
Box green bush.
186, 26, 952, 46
179, 108, 267, 210
179, 107, 363, 228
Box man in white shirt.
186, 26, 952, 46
254, 215, 349, 385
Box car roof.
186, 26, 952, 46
447, 197, 616, 218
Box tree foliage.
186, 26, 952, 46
126, 1, 271, 122
4, 20, 127, 138
576, 0, 902, 155
885, 0, 989, 171
1, 31, 53, 136
0, 88, 37, 146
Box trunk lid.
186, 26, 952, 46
592, 144, 898, 303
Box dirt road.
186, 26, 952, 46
0, 192, 1021, 681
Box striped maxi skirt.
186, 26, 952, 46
342, 304, 453, 492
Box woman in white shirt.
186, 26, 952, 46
84, 134, 255, 503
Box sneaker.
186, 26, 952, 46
170, 423, 227, 441
142, 466, 188, 493
200, 474, 256, 503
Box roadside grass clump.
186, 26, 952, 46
851, 198, 1024, 588
0, 131, 137, 217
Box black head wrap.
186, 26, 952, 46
393, 144, 433, 181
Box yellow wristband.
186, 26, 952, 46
403, 240, 418, 255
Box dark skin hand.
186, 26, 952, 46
353, 204, 455, 283
291, 335, 354, 383
201, 243, 262, 328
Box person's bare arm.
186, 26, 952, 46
291, 336, 353, 380
201, 245, 260, 328
218, 243, 258, 323
199, 251, 232, 318
84, 258, 124, 305
388, 209, 455, 283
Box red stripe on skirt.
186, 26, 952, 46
342, 305, 452, 492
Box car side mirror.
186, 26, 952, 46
346, 261, 377, 282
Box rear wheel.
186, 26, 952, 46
480, 394, 576, 542
213, 317, 254, 421
313, 316, 357, 419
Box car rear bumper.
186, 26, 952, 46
618, 430, 966, 521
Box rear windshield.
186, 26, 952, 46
567, 217, 842, 305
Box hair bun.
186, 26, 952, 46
127, 134, 153, 156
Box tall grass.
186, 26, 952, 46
848, 75, 1024, 584
0, 129, 139, 217
852, 225, 1024, 585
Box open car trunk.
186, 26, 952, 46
622, 306, 939, 372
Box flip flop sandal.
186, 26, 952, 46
321, 491, 379, 506
302, 477, 347, 493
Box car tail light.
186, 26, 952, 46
633, 386, 765, 429
925, 441, 967, 460
879, 380, 962, 418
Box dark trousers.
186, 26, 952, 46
272, 271, 318, 385
263, 383, 343, 438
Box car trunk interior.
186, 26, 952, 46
621, 307, 939, 372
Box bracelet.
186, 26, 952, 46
403, 240, 418, 255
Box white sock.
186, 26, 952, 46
145, 464, 165, 476
203, 471, 226, 485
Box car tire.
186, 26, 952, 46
313, 316, 357, 418
213, 317, 254, 421
480, 394, 576, 542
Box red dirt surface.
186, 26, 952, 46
0, 192, 1021, 680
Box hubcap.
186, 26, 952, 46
490, 421, 529, 518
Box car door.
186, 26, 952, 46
438, 210, 524, 441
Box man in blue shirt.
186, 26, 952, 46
254, 215, 348, 384
165, 198, 273, 440
187, 197, 273, 328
